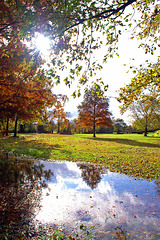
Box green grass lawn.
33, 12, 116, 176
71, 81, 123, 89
0, 133, 160, 179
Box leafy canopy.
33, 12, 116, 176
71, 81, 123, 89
130, 93, 160, 135
0, 0, 159, 92
118, 58, 160, 113
0, 38, 56, 123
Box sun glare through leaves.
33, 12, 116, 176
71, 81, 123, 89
34, 33, 51, 55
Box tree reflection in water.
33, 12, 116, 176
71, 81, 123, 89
0, 152, 159, 239
77, 163, 105, 189
0, 151, 53, 239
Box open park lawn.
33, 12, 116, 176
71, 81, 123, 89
0, 133, 159, 180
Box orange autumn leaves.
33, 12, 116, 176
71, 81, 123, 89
0, 39, 55, 122
78, 85, 112, 137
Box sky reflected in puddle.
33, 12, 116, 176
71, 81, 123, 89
0, 152, 160, 239
36, 161, 160, 239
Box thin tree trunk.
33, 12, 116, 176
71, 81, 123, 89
93, 121, 96, 137
144, 114, 148, 136
57, 121, 60, 133
14, 115, 18, 137
144, 126, 148, 136
93, 103, 96, 137
57, 112, 60, 133
6, 116, 9, 136
57, 118, 60, 133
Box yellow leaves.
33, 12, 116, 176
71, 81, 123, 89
118, 59, 160, 113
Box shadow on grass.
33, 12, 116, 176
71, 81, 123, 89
3, 138, 72, 159
85, 137, 160, 148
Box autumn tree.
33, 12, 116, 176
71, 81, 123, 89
118, 59, 160, 113
118, 59, 160, 135
52, 103, 67, 133
78, 84, 112, 137
51, 95, 68, 133
129, 92, 160, 136
0, 39, 56, 137
0, 0, 159, 92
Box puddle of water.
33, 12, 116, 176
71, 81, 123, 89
0, 152, 160, 239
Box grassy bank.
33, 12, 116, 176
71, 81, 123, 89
0, 133, 159, 179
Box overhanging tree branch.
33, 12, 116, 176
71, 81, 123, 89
64, 0, 136, 32
0, 0, 136, 36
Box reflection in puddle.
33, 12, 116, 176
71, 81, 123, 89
0, 152, 160, 239
0, 152, 53, 239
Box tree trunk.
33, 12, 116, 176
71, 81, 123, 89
57, 120, 60, 133
144, 126, 148, 136
14, 115, 18, 137
6, 116, 9, 136
144, 115, 148, 137
93, 121, 96, 137
93, 104, 96, 137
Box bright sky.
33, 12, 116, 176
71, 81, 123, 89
35, 32, 159, 125
34, 34, 51, 55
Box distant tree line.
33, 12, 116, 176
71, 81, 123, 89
1, 83, 159, 137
